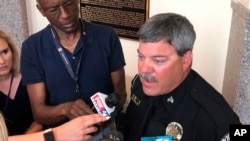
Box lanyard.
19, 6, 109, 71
50, 20, 86, 96
4, 73, 14, 114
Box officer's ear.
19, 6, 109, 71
181, 50, 192, 71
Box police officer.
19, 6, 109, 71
123, 13, 240, 141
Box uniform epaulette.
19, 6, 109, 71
131, 74, 140, 89
189, 83, 240, 140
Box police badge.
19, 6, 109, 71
166, 122, 183, 141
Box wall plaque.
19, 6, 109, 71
80, 0, 149, 40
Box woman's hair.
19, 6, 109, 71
0, 29, 20, 75
0, 112, 8, 141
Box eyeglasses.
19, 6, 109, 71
44, 0, 78, 17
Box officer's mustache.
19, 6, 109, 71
139, 73, 158, 82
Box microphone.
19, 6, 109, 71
141, 122, 183, 141
90, 92, 120, 116
101, 130, 124, 141
90, 120, 125, 141
141, 136, 172, 141
90, 92, 122, 141
141, 122, 172, 141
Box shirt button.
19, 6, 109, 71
72, 56, 75, 59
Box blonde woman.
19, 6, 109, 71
0, 112, 8, 141
0, 29, 42, 135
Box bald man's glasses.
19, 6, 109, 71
44, 0, 77, 17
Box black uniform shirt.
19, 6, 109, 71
124, 70, 240, 141
143, 72, 200, 140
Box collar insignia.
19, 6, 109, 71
131, 94, 141, 106
167, 96, 174, 104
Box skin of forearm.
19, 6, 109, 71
24, 122, 43, 134
8, 132, 44, 141
33, 103, 69, 127
119, 91, 127, 108
8, 128, 62, 141
115, 88, 127, 111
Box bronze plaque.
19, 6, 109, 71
80, 0, 149, 40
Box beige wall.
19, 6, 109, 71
25, 0, 232, 96
235, 0, 250, 7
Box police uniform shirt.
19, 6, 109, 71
143, 71, 216, 140
124, 70, 240, 141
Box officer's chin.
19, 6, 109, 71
143, 88, 159, 97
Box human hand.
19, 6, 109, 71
63, 99, 95, 119
53, 114, 109, 141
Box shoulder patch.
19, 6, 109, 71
221, 132, 230, 141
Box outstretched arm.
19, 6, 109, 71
8, 114, 108, 141
24, 121, 43, 134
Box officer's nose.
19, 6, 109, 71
139, 59, 154, 74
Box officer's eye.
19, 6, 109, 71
153, 57, 167, 65
138, 54, 145, 61
154, 59, 165, 64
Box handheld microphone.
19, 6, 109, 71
141, 122, 172, 141
90, 92, 122, 141
141, 136, 172, 141
141, 122, 183, 141
90, 92, 120, 116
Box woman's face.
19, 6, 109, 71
0, 38, 13, 77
